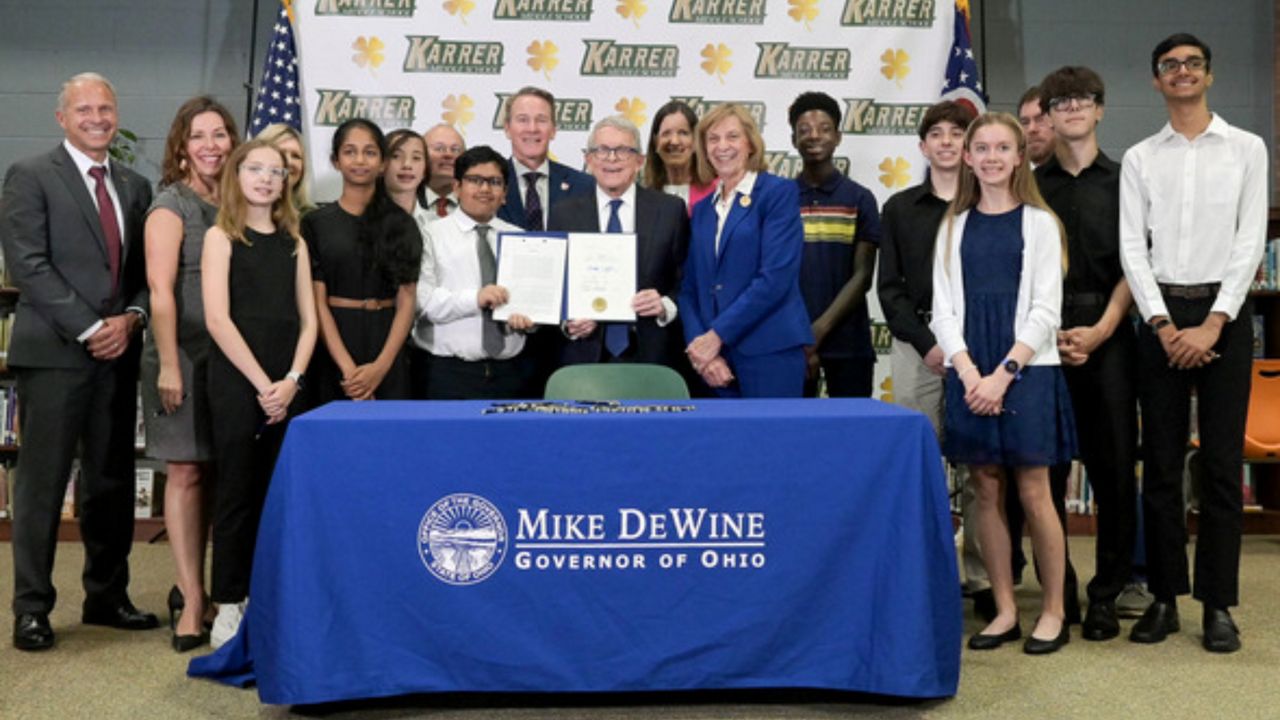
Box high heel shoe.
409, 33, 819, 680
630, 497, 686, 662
169, 585, 211, 652
167, 585, 184, 631
172, 630, 209, 653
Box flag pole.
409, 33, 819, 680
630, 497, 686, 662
244, 0, 262, 133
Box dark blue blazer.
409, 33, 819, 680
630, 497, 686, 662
548, 186, 690, 366
679, 172, 813, 357
497, 158, 594, 230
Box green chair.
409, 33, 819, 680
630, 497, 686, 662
544, 363, 690, 400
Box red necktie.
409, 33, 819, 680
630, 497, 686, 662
434, 196, 449, 217
88, 165, 122, 291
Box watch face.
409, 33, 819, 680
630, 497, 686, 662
1003, 359, 1020, 374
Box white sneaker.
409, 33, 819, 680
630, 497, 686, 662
210, 599, 247, 649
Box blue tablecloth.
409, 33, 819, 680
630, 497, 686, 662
191, 399, 960, 704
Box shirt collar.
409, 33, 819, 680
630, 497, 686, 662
1155, 112, 1231, 145
595, 183, 637, 213
514, 156, 550, 177
425, 186, 457, 206
63, 139, 108, 177
714, 170, 758, 204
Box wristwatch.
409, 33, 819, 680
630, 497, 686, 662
1149, 317, 1172, 331
286, 371, 305, 389
1001, 358, 1022, 381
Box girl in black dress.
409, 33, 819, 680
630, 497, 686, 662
202, 138, 318, 648
304, 119, 422, 403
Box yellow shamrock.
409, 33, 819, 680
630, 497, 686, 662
615, 97, 648, 129
700, 43, 732, 84
787, 0, 819, 30
441, 95, 474, 133
616, 0, 647, 27
880, 48, 910, 88
527, 40, 560, 81
352, 36, 385, 70
878, 157, 911, 189
879, 375, 894, 403
443, 0, 475, 23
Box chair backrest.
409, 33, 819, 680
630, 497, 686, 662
544, 363, 690, 400
1244, 359, 1280, 459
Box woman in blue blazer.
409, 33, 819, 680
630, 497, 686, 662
679, 103, 814, 397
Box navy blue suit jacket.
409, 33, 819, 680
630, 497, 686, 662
548, 186, 690, 366
497, 158, 594, 230
679, 172, 813, 359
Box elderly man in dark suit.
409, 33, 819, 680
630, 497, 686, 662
0, 72, 158, 651
549, 116, 690, 368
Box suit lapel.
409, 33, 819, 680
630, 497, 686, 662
504, 158, 524, 218
51, 146, 109, 257
108, 160, 140, 263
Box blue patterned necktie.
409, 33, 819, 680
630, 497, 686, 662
523, 171, 543, 230
604, 198, 631, 358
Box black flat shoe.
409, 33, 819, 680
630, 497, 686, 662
1024, 623, 1070, 655
1082, 601, 1120, 641
82, 599, 160, 631
967, 623, 1021, 650
173, 631, 210, 653
13, 613, 54, 651
1130, 600, 1179, 644
1202, 607, 1241, 653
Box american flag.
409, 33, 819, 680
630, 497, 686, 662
249, 0, 302, 135
941, 0, 987, 114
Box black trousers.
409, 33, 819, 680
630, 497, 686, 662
426, 354, 536, 400
1137, 295, 1251, 608
208, 357, 292, 604
11, 358, 139, 615
804, 356, 875, 398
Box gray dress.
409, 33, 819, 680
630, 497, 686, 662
140, 183, 216, 461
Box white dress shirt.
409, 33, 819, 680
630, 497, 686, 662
593, 185, 677, 325
712, 170, 758, 256
930, 205, 1064, 367
415, 211, 526, 360
1119, 113, 1269, 321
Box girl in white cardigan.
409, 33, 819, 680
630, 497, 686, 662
930, 112, 1077, 655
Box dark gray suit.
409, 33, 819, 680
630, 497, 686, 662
548, 186, 690, 368
0, 144, 151, 615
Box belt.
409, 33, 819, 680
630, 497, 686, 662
328, 296, 395, 311
1158, 282, 1220, 300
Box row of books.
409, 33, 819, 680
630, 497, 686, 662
1250, 239, 1280, 291
0, 464, 163, 520
0, 314, 12, 372
0, 384, 16, 446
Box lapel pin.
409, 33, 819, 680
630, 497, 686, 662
560, 181, 570, 191
739, 195, 751, 208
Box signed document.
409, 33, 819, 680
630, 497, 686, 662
493, 233, 568, 325
566, 232, 637, 322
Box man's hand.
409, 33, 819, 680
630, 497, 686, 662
686, 330, 723, 370
565, 318, 597, 339
1169, 323, 1221, 369
86, 314, 134, 361
699, 356, 734, 388
507, 314, 534, 332
477, 284, 509, 310
631, 289, 666, 319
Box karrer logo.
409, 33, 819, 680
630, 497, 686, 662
841, 0, 935, 27
764, 152, 850, 179
315, 0, 416, 16
403, 35, 503, 74
581, 40, 678, 77
754, 43, 850, 80
841, 98, 930, 135
671, 96, 765, 129
669, 0, 765, 24
314, 89, 417, 127
418, 494, 508, 585
493, 93, 593, 132
494, 0, 592, 21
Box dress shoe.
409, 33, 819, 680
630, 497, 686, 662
967, 623, 1021, 650
1129, 600, 1180, 644
1082, 601, 1121, 641
82, 599, 160, 630
173, 630, 210, 653
1024, 622, 1070, 655
1202, 607, 1241, 653
13, 613, 54, 651
971, 588, 998, 623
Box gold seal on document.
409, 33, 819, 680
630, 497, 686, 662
739, 195, 751, 208
592, 297, 608, 312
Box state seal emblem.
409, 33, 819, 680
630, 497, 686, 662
418, 493, 508, 585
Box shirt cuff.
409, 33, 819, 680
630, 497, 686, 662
656, 296, 678, 327
77, 319, 104, 343
126, 306, 149, 329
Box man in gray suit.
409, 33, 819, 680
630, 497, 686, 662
0, 72, 158, 651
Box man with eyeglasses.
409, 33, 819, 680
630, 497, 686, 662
788, 91, 881, 398
1119, 33, 1267, 653
548, 116, 690, 368
1017, 85, 1056, 168
1033, 66, 1138, 643
414, 145, 537, 399
421, 124, 465, 218
0, 72, 158, 651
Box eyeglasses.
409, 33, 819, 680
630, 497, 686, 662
586, 145, 641, 160
1048, 93, 1098, 112
241, 164, 288, 180
429, 144, 464, 155
461, 175, 504, 188
1157, 56, 1207, 76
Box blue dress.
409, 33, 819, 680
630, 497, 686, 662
942, 206, 1077, 466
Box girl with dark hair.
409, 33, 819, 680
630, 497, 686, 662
303, 118, 422, 403
141, 95, 238, 651
644, 101, 715, 215
383, 128, 433, 238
